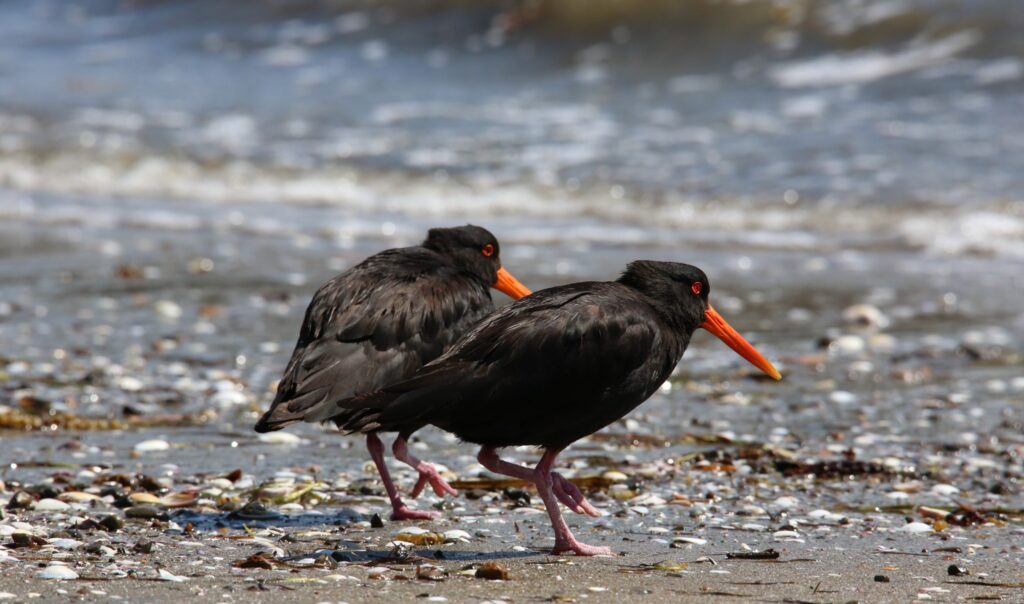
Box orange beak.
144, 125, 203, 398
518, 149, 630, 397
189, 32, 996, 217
701, 305, 782, 380
492, 267, 531, 299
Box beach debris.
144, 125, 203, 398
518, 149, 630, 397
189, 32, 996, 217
726, 549, 780, 560
157, 569, 188, 582
233, 553, 276, 570
875, 575, 891, 583
416, 564, 447, 581
475, 561, 509, 580
393, 527, 445, 546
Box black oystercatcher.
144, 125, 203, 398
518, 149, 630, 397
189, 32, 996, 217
254, 225, 530, 520
340, 260, 780, 553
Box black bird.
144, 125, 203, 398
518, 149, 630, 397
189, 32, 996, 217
340, 260, 780, 553
254, 225, 530, 520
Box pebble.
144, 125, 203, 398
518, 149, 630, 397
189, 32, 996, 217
125, 505, 167, 520
36, 564, 79, 580
134, 439, 170, 453
443, 529, 471, 542
154, 300, 183, 319
842, 303, 889, 329
32, 498, 71, 512
899, 522, 933, 534
931, 484, 959, 497
99, 515, 124, 531
257, 432, 301, 445
828, 391, 857, 405
773, 496, 799, 509
58, 491, 100, 503
829, 334, 865, 354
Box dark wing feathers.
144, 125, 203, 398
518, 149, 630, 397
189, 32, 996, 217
254, 249, 493, 432
341, 282, 669, 446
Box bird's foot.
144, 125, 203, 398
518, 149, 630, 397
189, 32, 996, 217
551, 539, 614, 557
411, 463, 458, 499
551, 472, 602, 517
390, 504, 441, 521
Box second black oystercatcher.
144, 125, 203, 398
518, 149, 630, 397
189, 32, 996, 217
254, 225, 530, 520
339, 260, 781, 553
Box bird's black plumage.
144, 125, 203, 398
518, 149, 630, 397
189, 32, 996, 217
255, 225, 512, 433
341, 261, 709, 446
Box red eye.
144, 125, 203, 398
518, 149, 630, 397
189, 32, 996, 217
481, 244, 495, 257
691, 281, 702, 295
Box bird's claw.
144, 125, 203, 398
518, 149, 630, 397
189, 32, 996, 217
550, 540, 614, 556
551, 472, 602, 517
410, 463, 458, 499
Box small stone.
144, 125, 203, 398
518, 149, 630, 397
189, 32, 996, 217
154, 300, 183, 319
842, 304, 889, 329
58, 491, 101, 503
874, 575, 890, 583
98, 515, 124, 532
128, 493, 162, 505
134, 439, 170, 453
830, 334, 865, 355
931, 484, 959, 497
370, 513, 385, 528
36, 564, 79, 580
899, 522, 933, 534
257, 432, 301, 445
134, 541, 157, 554
33, 498, 71, 512
947, 565, 968, 577
12, 532, 44, 548
125, 505, 167, 520
443, 529, 471, 542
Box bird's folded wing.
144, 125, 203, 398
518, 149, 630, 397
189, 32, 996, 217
254, 266, 490, 431
339, 283, 661, 434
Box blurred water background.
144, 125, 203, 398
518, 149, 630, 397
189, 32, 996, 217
2, 0, 1023, 256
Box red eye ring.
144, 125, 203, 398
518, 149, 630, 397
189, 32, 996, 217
691, 281, 702, 295
481, 243, 495, 257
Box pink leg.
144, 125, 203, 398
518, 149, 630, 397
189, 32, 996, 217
392, 436, 458, 499
477, 447, 613, 556
477, 447, 601, 517
365, 433, 439, 520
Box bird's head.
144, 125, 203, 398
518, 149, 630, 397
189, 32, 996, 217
423, 225, 531, 300
620, 260, 781, 380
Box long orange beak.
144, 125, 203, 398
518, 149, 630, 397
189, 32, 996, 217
492, 267, 531, 299
701, 305, 781, 380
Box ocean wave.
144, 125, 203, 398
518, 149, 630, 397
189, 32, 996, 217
2, 149, 1022, 260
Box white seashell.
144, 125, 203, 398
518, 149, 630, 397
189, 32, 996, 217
36, 564, 79, 580
899, 522, 934, 534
